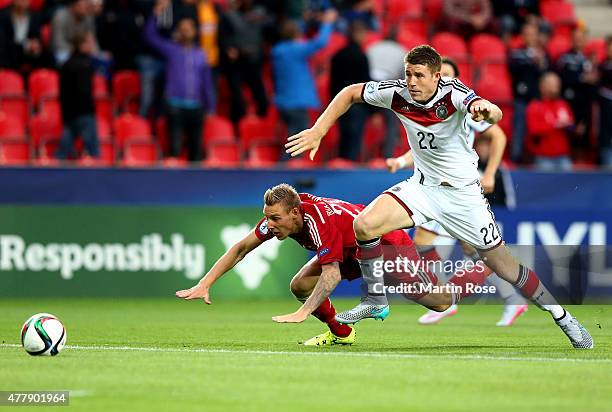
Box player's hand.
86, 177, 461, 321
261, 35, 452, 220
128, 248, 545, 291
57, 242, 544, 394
175, 282, 212, 304
480, 173, 495, 194
470, 100, 492, 122
272, 309, 309, 323
285, 128, 324, 160
386, 157, 401, 173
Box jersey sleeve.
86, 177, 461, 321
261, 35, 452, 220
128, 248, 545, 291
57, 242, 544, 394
306, 212, 344, 265
449, 78, 481, 114
467, 117, 493, 134
361, 80, 396, 109
253, 217, 274, 242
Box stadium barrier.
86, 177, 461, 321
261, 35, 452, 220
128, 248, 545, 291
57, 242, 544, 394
0, 168, 610, 299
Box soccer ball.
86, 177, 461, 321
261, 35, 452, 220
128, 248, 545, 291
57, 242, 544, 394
20, 313, 67, 356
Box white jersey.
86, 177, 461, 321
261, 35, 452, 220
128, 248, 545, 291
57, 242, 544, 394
362, 77, 485, 187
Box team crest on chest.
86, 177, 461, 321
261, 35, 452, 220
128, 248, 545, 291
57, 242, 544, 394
435, 104, 449, 119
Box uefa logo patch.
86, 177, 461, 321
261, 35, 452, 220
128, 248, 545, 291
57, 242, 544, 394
259, 220, 269, 235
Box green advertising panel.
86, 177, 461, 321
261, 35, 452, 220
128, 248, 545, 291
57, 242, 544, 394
0, 206, 309, 297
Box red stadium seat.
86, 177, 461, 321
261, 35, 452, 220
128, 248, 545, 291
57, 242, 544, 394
121, 140, 159, 167
326, 157, 358, 169
0, 0, 11, 8
203, 141, 240, 168
28, 69, 59, 110
541, 1, 576, 35
245, 143, 281, 168
362, 114, 386, 160
113, 114, 151, 146
112, 70, 140, 114
367, 158, 388, 169
387, 0, 423, 22
455, 62, 473, 87
93, 73, 109, 98
238, 114, 276, 148
285, 157, 319, 169
363, 31, 383, 50
585, 38, 607, 64
0, 70, 25, 95
204, 115, 235, 144
396, 18, 428, 40
469, 34, 507, 65
0, 112, 26, 140
0, 141, 30, 165
546, 33, 572, 63
95, 97, 113, 125
0, 97, 28, 126
397, 30, 427, 52
29, 115, 62, 146
431, 33, 468, 63
424, 0, 444, 26
99, 142, 115, 166
96, 116, 112, 143
475, 76, 513, 104
39, 99, 61, 123
316, 73, 330, 105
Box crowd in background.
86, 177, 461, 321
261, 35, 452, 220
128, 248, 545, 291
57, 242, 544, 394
0, 0, 611, 170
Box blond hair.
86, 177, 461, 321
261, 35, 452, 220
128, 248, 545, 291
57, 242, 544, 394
263, 183, 300, 211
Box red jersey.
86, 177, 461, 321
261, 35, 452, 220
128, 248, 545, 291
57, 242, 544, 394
526, 98, 574, 157
254, 193, 413, 266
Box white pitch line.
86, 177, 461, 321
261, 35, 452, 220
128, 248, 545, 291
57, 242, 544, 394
1, 343, 610, 364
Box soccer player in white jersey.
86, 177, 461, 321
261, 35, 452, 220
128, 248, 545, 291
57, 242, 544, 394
283, 45, 593, 349
387, 58, 528, 327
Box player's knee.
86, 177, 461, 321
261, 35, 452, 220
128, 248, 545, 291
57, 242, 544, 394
353, 213, 378, 240
289, 277, 309, 299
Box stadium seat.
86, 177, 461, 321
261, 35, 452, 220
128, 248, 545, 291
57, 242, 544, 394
424, 0, 444, 26
29, 115, 62, 146
585, 38, 607, 64
96, 116, 112, 143
28, 69, 59, 110
455, 62, 473, 87
39, 99, 61, 123
238, 114, 277, 148
204, 115, 235, 144
546, 33, 572, 63
395, 18, 428, 40
0, 0, 11, 8
93, 73, 110, 99
541, 1, 576, 35
0, 69, 25, 95
0, 141, 30, 165
112, 70, 140, 114
285, 157, 320, 169
387, 0, 423, 22
316, 73, 330, 105
121, 140, 158, 167
245, 143, 281, 168
469, 34, 507, 65
363, 31, 383, 49
367, 158, 388, 169
397, 30, 427, 53
203, 141, 240, 168
95, 97, 113, 126
113, 114, 151, 146
362, 114, 386, 160
29, 0, 45, 10
0, 112, 26, 140
431, 33, 468, 63
326, 157, 358, 169
475, 76, 513, 104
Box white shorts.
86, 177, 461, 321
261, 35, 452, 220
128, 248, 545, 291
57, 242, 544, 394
419, 220, 451, 238
384, 177, 503, 250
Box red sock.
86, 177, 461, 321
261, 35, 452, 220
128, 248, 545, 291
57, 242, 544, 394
448, 262, 492, 300
312, 298, 352, 337
417, 246, 441, 263
514, 265, 541, 298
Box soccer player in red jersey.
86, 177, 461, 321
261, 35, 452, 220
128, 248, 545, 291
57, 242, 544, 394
176, 183, 490, 346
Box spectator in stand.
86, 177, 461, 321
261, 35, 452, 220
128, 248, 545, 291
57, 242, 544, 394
0, 0, 48, 72
441, 0, 495, 38
491, 0, 540, 39
218, 0, 269, 123
145, 0, 214, 161
525, 72, 574, 171
271, 8, 337, 152
195, 0, 222, 107
330, 21, 369, 161
557, 28, 598, 149
366, 29, 406, 158
55, 31, 99, 160
335, 0, 379, 33
598, 36, 612, 167
51, 0, 99, 66
509, 22, 549, 163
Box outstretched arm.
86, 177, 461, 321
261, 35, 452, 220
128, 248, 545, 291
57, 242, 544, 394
285, 83, 365, 159
175, 230, 263, 303
479, 124, 507, 193
272, 262, 341, 323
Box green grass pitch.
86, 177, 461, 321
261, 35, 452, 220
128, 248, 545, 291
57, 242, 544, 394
1, 298, 611, 412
